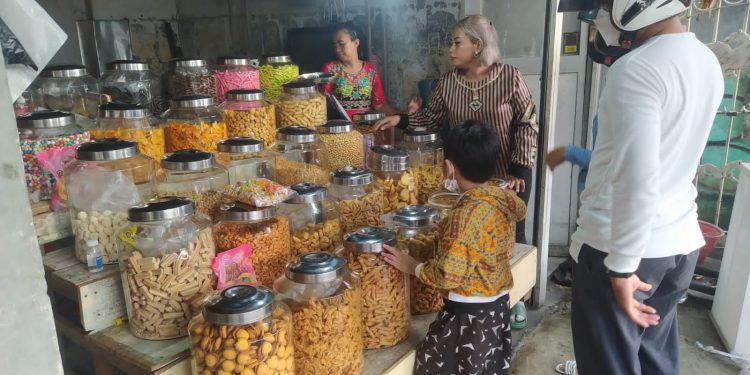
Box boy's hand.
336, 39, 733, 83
382, 244, 419, 275
546, 147, 567, 171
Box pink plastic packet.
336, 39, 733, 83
36, 145, 78, 211
211, 244, 258, 290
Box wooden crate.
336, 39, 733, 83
32, 201, 72, 246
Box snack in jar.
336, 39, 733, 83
156, 150, 229, 219
213, 57, 261, 103
275, 126, 330, 186
352, 110, 388, 164
317, 119, 365, 170
216, 137, 276, 184
259, 54, 300, 101
223, 89, 276, 147
400, 127, 444, 204
164, 95, 227, 152
37, 65, 103, 124
278, 183, 342, 256
100, 60, 165, 115
328, 167, 385, 233
427, 191, 460, 222
90, 102, 166, 162
162, 58, 216, 100
276, 81, 326, 129
368, 145, 418, 213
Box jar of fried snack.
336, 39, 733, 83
91, 102, 166, 162
162, 58, 216, 101
259, 54, 300, 102
343, 226, 409, 348
400, 127, 444, 204
278, 183, 341, 256
189, 285, 294, 375
368, 145, 418, 213
317, 120, 364, 170
38, 65, 102, 124
328, 167, 385, 233
101, 60, 165, 115
164, 95, 227, 152
117, 197, 216, 340
352, 110, 388, 164
224, 89, 276, 147
276, 81, 326, 129
427, 191, 460, 223
213, 57, 261, 103
214, 202, 292, 287
216, 137, 276, 184
157, 150, 229, 219
273, 252, 363, 375
275, 126, 329, 186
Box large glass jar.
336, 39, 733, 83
163, 95, 227, 152
64, 139, 156, 264
275, 126, 329, 186
353, 111, 388, 164
189, 285, 294, 375
328, 167, 385, 233
317, 120, 364, 170
162, 58, 216, 101
368, 145, 418, 213
14, 84, 41, 116
343, 227, 410, 349
259, 54, 299, 102
278, 183, 342, 256
38, 65, 102, 123
216, 137, 276, 184
213, 57, 261, 103
401, 128, 444, 204
16, 110, 90, 201
273, 252, 363, 375
117, 197, 216, 340
427, 192, 460, 223
213, 202, 292, 287
224, 89, 276, 146
91, 102, 166, 162
156, 150, 229, 219
101, 60, 165, 115
276, 81, 327, 129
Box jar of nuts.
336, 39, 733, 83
156, 150, 230, 219
64, 138, 156, 265
276, 81, 327, 129
400, 127, 444, 204
368, 145, 418, 213
427, 192, 460, 223
216, 137, 276, 185
117, 197, 216, 340
259, 54, 300, 102
328, 167, 385, 233
223, 89, 276, 147
189, 285, 295, 375
162, 58, 216, 101
164, 95, 227, 152
214, 202, 292, 287
317, 120, 365, 170
352, 111, 388, 165
275, 126, 330, 186
273, 252, 363, 375
343, 227, 410, 348
278, 183, 342, 256
91, 102, 166, 162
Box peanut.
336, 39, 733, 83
319, 131, 365, 170
224, 106, 276, 147
275, 156, 329, 186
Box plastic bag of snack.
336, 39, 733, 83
211, 244, 258, 290
36, 144, 77, 211
222, 178, 293, 207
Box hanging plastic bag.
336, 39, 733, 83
36, 145, 77, 211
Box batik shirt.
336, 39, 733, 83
323, 60, 386, 118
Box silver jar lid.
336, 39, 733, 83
352, 110, 386, 125
170, 58, 207, 68
98, 102, 149, 119
76, 139, 139, 161
262, 54, 292, 64
215, 57, 255, 67
170, 95, 214, 109
344, 227, 397, 254
276, 126, 317, 143
204, 285, 275, 326
225, 89, 264, 102
282, 81, 316, 95
285, 252, 346, 284
393, 205, 439, 228
128, 197, 195, 222
219, 202, 277, 222
368, 145, 409, 172
106, 60, 149, 72
16, 110, 75, 129
298, 72, 336, 84
41, 65, 88, 78
317, 120, 353, 134
403, 127, 439, 143
330, 167, 373, 186
288, 183, 327, 204
217, 137, 264, 153
161, 149, 215, 171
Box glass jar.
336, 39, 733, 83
162, 58, 216, 101
343, 227, 410, 349
91, 102, 166, 162
368, 145, 418, 213
213, 57, 261, 103
156, 150, 229, 219
317, 120, 364, 170
101, 60, 165, 115
427, 192, 460, 223
274, 126, 329, 186
64, 138, 156, 264
216, 137, 276, 184
273, 252, 363, 375
117, 197, 216, 340
352, 111, 388, 164
401, 128, 444, 204
213, 202, 292, 287
14, 84, 41, 116
278, 183, 342, 256
224, 89, 276, 146
297, 72, 336, 94
16, 110, 90, 201
38, 65, 102, 123
276, 81, 327, 129
189, 285, 294, 375
328, 167, 385, 233
259, 54, 300, 102
164, 95, 227, 152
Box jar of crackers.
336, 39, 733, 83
278, 183, 341, 256
400, 127, 444, 204
368, 145, 418, 213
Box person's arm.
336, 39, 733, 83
564, 145, 593, 169
395, 76, 449, 131
507, 68, 540, 189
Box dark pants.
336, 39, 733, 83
514, 171, 532, 244
571, 244, 698, 375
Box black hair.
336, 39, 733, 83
332, 22, 368, 60
444, 120, 500, 183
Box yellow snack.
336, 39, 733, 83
164, 121, 227, 152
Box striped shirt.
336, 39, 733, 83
401, 63, 538, 178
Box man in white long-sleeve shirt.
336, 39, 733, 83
558, 0, 723, 374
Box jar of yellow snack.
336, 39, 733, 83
328, 167, 385, 233
164, 95, 227, 152
216, 137, 276, 184
276, 81, 326, 129
275, 126, 329, 186
91, 102, 166, 162
224, 89, 276, 147
368, 145, 418, 213
352, 110, 388, 164
317, 120, 364, 170
400, 127, 443, 204
278, 183, 341, 256
156, 150, 229, 219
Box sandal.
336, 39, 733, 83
510, 301, 527, 330
555, 360, 577, 375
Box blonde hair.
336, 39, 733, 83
453, 15, 501, 66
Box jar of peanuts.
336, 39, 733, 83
343, 226, 410, 349
224, 89, 276, 146
117, 197, 216, 340
156, 150, 229, 220
216, 137, 276, 184
164, 95, 227, 152
352, 110, 389, 164
328, 167, 385, 233
275, 126, 330, 186
162, 58, 216, 101
259, 54, 299, 102
400, 127, 444, 204
213, 57, 260, 103
189, 285, 295, 375
427, 191, 460, 223
91, 102, 166, 162
278, 183, 342, 256
317, 120, 365, 170
213, 202, 292, 287
276, 81, 327, 129
368, 145, 418, 213
273, 252, 363, 375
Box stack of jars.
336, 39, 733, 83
90, 102, 165, 162
156, 150, 229, 219
164, 95, 227, 152
259, 54, 299, 102
223, 89, 276, 147
276, 81, 326, 129
162, 58, 216, 101
216, 137, 276, 184
279, 183, 342, 256
317, 120, 364, 170
100, 60, 165, 115
213, 57, 260, 102
353, 111, 387, 164
368, 145, 418, 213
401, 127, 444, 204
275, 126, 329, 186
328, 167, 385, 233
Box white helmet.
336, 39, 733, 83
610, 0, 690, 31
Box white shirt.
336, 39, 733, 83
570, 33, 724, 273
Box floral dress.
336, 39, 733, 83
323, 60, 386, 118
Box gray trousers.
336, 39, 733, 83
571, 244, 698, 375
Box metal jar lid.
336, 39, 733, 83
98, 102, 149, 119
262, 54, 293, 64
16, 110, 75, 129
285, 252, 346, 284
106, 60, 149, 72
368, 145, 409, 172
225, 89, 264, 102
219, 202, 277, 222
161, 149, 215, 171
344, 227, 397, 254
403, 127, 439, 143
352, 111, 386, 125
128, 197, 195, 222
276, 126, 317, 143
217, 137, 264, 153
393, 205, 439, 228
288, 183, 327, 204
41, 65, 88, 78
170, 58, 207, 68
76, 139, 139, 161
298, 72, 336, 84
170, 95, 214, 109
330, 167, 373, 186
282, 81, 316, 95
317, 120, 353, 134
215, 57, 255, 67
204, 285, 275, 325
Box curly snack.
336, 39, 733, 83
165, 121, 227, 152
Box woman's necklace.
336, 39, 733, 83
455, 68, 500, 112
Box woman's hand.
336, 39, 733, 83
506, 176, 526, 193
407, 96, 423, 114
546, 147, 567, 171
372, 115, 400, 132
382, 244, 419, 275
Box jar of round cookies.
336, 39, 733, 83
275, 126, 329, 186
156, 150, 229, 219
223, 89, 276, 146
216, 137, 276, 184
317, 120, 364, 170
278, 183, 341, 256
400, 127, 444, 204
368, 145, 418, 213
328, 167, 385, 233
276, 81, 326, 129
